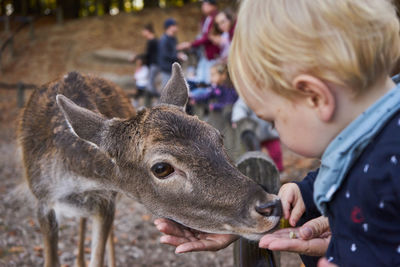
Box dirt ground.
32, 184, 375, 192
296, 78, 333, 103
0, 5, 319, 267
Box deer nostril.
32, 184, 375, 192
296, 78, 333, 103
255, 199, 282, 217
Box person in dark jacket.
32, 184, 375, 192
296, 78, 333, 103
158, 18, 179, 88
141, 23, 159, 95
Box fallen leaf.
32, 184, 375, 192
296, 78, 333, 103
9, 246, 25, 253
33, 246, 43, 252
142, 214, 151, 221
28, 218, 36, 227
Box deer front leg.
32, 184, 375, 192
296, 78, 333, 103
37, 204, 60, 267
75, 217, 87, 267
88, 204, 115, 267
106, 226, 116, 267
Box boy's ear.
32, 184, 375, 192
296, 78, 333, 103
159, 62, 189, 109
292, 75, 336, 122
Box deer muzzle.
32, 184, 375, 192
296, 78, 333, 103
255, 199, 282, 218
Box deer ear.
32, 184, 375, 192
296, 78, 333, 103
56, 94, 106, 146
159, 62, 189, 109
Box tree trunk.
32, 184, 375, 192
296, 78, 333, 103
144, 0, 159, 8
118, 0, 124, 12
103, 0, 111, 14
57, 0, 80, 19
12, 0, 22, 15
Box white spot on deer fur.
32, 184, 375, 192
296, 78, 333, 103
379, 201, 385, 209
362, 223, 368, 232
363, 164, 369, 173
37, 158, 113, 219
390, 155, 398, 165
345, 191, 350, 198
351, 243, 357, 252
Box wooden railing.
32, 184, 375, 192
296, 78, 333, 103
0, 82, 37, 108
0, 15, 35, 72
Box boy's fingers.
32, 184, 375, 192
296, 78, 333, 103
280, 198, 291, 220
289, 202, 305, 226
278, 189, 292, 220
299, 216, 330, 240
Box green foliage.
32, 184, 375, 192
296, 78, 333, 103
0, 0, 203, 16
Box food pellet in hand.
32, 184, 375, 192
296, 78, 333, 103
289, 231, 297, 239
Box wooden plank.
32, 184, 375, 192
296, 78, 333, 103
233, 151, 281, 267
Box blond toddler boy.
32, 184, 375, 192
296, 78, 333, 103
155, 0, 400, 266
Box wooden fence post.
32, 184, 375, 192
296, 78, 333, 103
233, 151, 281, 267
56, 6, 64, 25
17, 82, 25, 108
207, 105, 238, 159
29, 17, 35, 39
4, 15, 10, 33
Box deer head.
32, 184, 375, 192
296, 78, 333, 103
56, 63, 281, 240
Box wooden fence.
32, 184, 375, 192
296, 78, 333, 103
0, 82, 37, 107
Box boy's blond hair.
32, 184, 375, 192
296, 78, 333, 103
229, 0, 400, 99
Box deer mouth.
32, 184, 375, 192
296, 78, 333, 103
220, 212, 281, 241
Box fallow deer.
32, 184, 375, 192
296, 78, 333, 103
18, 63, 282, 267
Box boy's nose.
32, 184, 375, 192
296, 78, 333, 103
255, 199, 282, 217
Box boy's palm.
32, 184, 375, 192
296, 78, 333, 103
154, 218, 238, 253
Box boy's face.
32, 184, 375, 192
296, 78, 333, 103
242, 88, 327, 158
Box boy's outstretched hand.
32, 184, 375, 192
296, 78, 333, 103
279, 183, 306, 227
154, 218, 239, 253
259, 216, 331, 256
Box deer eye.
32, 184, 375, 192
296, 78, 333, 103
151, 162, 174, 179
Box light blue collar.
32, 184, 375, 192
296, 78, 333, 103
314, 83, 400, 215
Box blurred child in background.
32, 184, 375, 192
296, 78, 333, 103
190, 62, 238, 112
231, 98, 284, 172
133, 54, 149, 97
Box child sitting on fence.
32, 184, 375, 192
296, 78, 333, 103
231, 98, 284, 172
155, 0, 400, 266
189, 62, 238, 112
133, 54, 149, 97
